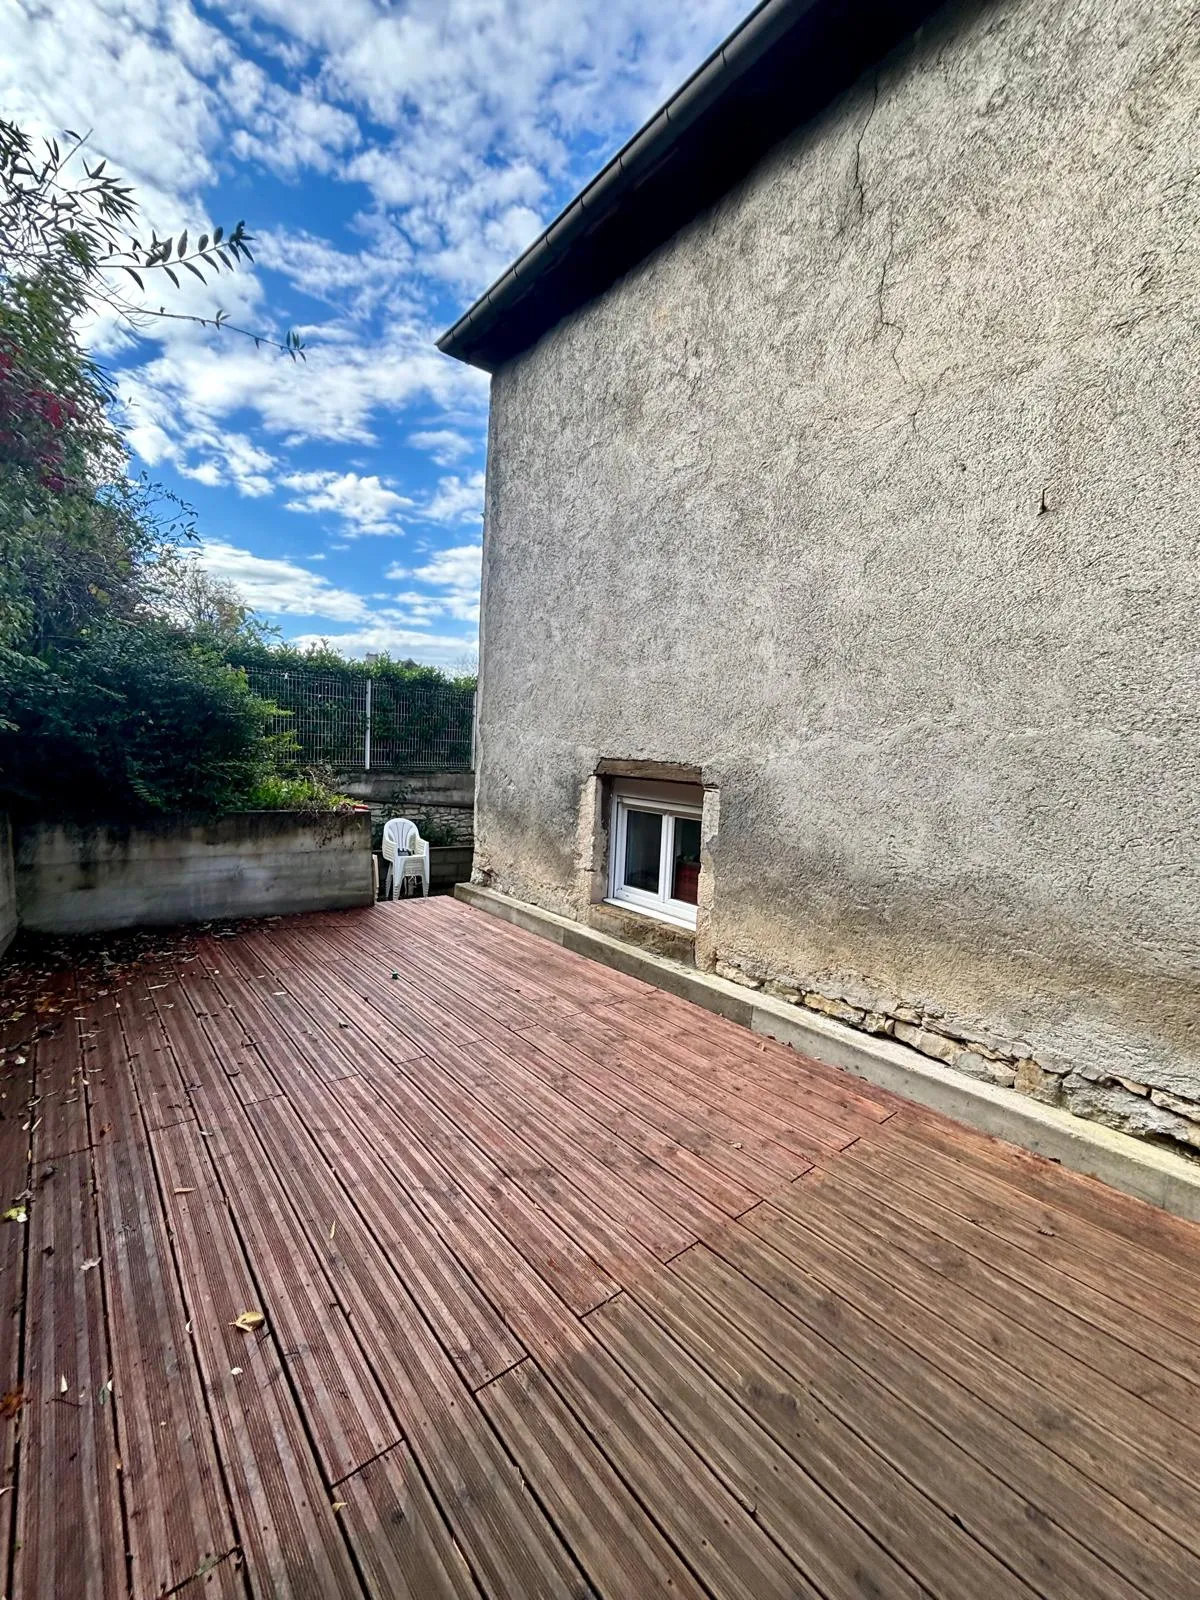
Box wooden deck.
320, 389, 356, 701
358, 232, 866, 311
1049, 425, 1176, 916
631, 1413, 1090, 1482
3, 895, 1200, 1598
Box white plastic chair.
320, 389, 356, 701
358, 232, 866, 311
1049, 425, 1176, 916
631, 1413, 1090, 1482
381, 816, 430, 899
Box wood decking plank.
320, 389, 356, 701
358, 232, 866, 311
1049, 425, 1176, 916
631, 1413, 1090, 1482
518, 1321, 821, 1600
351, 1051, 666, 1286
806, 1154, 1200, 1411
677, 1240, 1173, 1600
517, 1021, 786, 1196
611, 1266, 1030, 1600
876, 1118, 1200, 1310
329, 1074, 596, 1353
416, 1038, 698, 1259
898, 1103, 1200, 1273
468, 1026, 760, 1216
152, 1123, 364, 1597
89, 1029, 242, 1599
850, 1132, 1200, 1352
768, 1176, 1200, 1491
12, 1150, 125, 1600
616, 990, 898, 1124
726, 1214, 1200, 1589
242, 1097, 593, 1600
152, 1037, 402, 1485
9, 897, 1200, 1600
532, 1007, 834, 1168
479, 1359, 714, 1600
586, 1293, 933, 1600
329, 1064, 619, 1316
336, 1440, 483, 1600
520, 1018, 807, 1187
0, 1047, 32, 1562
589, 1000, 874, 1149
30, 1014, 89, 1163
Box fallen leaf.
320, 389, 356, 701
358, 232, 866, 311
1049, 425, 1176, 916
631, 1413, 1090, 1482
0, 1387, 25, 1420
59, 1375, 68, 1394
328, 1221, 337, 1242
2, 1207, 27, 1224
230, 1366, 243, 1377
331, 1501, 347, 1513
80, 1257, 101, 1272
231, 1310, 265, 1333
173, 1187, 196, 1196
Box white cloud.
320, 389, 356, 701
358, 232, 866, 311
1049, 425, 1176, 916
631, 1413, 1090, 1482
194, 541, 370, 621
286, 622, 471, 665
421, 471, 485, 525
282, 469, 413, 533
408, 428, 477, 466
387, 541, 482, 624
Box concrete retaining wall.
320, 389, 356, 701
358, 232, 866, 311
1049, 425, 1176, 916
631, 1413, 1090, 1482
15, 811, 374, 934
334, 768, 475, 847
0, 815, 15, 958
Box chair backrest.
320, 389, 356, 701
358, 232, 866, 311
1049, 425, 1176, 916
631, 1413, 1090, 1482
381, 816, 419, 862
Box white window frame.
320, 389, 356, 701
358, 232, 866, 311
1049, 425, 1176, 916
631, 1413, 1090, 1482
606, 792, 702, 930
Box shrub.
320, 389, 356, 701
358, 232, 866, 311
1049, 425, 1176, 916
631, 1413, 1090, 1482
243, 771, 356, 814
0, 623, 287, 820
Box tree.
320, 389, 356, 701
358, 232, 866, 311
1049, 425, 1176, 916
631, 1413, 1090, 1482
145, 549, 279, 650
0, 120, 304, 356
0, 117, 302, 820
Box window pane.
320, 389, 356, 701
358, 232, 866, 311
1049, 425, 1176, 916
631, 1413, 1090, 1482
623, 809, 662, 892
671, 816, 701, 904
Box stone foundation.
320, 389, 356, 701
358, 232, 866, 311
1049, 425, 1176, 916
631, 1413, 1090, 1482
713, 951, 1200, 1157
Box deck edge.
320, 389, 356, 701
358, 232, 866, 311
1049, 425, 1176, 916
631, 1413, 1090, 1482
455, 882, 1200, 1223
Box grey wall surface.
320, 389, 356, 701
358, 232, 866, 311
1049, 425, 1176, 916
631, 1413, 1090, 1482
0, 815, 15, 959
474, 0, 1200, 1144
16, 812, 374, 934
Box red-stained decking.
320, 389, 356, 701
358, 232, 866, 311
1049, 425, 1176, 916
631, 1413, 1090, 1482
3, 895, 1200, 1597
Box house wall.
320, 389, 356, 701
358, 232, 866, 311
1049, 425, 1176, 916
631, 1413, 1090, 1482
16, 811, 374, 934
474, 0, 1200, 1147
0, 815, 16, 959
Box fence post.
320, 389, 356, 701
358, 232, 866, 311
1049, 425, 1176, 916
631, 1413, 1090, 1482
364, 676, 372, 771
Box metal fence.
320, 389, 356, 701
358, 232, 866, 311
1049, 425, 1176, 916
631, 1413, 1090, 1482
244, 666, 474, 771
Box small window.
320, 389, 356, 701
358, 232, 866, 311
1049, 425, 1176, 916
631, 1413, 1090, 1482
607, 784, 702, 929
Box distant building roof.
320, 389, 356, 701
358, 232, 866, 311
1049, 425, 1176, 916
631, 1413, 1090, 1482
437, 0, 943, 373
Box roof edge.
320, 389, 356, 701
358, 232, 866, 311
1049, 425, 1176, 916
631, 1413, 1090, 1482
436, 0, 816, 369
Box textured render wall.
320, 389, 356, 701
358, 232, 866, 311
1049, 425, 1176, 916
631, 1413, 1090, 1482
0, 815, 15, 959
474, 0, 1200, 1148
16, 812, 374, 934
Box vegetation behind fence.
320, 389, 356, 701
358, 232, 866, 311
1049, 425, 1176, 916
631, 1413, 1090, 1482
242, 662, 475, 771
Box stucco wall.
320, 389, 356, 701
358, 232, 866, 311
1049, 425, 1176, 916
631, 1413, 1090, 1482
474, 0, 1200, 1147
0, 815, 15, 959
16, 811, 374, 934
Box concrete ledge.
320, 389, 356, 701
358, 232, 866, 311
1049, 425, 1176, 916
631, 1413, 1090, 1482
457, 882, 1200, 1223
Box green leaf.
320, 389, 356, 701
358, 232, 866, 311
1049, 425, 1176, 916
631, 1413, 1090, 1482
164, 264, 179, 289
197, 233, 208, 253
176, 228, 188, 258
212, 225, 224, 245
182, 260, 205, 282
123, 267, 145, 290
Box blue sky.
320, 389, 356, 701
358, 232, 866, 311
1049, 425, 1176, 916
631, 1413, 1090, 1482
4, 0, 747, 666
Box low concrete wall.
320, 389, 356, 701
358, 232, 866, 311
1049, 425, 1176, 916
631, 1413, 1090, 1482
0, 814, 15, 958
15, 811, 374, 934
431, 845, 474, 891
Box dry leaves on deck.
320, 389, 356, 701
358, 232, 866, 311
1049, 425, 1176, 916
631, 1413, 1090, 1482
231, 1310, 266, 1333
